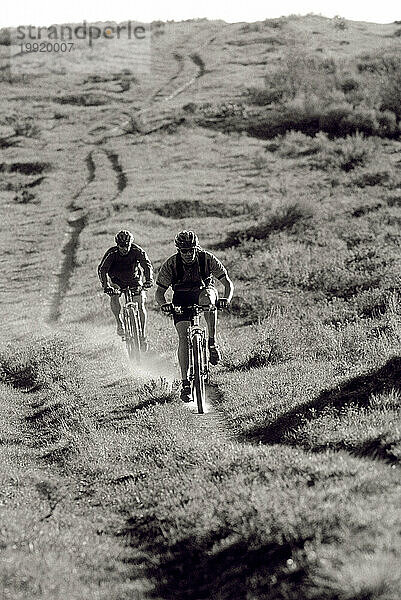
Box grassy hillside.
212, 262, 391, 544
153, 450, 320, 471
0, 14, 400, 599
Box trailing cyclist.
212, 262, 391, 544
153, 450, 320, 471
155, 230, 234, 402
98, 230, 154, 348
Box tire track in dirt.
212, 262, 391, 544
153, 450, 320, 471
88, 28, 223, 142
162, 52, 206, 102
48, 147, 127, 322
151, 52, 185, 101
103, 148, 128, 197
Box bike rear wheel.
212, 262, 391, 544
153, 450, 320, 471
192, 333, 206, 414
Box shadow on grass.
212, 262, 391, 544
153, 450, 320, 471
215, 202, 313, 249
311, 433, 401, 465
241, 357, 401, 462
120, 519, 305, 600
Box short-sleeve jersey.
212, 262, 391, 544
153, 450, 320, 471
156, 250, 227, 292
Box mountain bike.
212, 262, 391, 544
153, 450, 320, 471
173, 304, 216, 414
112, 286, 144, 363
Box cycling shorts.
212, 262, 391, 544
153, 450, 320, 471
172, 287, 217, 324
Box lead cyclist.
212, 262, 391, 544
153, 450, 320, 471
155, 230, 234, 402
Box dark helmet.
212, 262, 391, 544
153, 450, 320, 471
174, 230, 199, 249
115, 230, 133, 246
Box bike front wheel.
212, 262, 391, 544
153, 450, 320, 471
123, 307, 141, 363
192, 333, 207, 414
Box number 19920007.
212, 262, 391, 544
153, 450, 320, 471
20, 42, 74, 53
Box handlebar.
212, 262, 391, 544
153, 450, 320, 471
173, 304, 217, 315
107, 285, 144, 296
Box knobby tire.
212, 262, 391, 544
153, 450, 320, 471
131, 307, 142, 363
192, 333, 206, 414
123, 307, 141, 363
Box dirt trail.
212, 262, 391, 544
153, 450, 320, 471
48, 147, 128, 322
183, 383, 236, 443
48, 214, 87, 322
151, 52, 185, 101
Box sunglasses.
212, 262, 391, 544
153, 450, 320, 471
179, 248, 196, 254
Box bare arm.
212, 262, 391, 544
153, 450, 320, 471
219, 274, 234, 302
155, 285, 168, 306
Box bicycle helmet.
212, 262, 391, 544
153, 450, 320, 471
115, 230, 133, 246
174, 230, 199, 249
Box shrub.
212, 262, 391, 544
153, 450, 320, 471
241, 23, 263, 33
310, 133, 375, 171
182, 102, 197, 113
246, 87, 284, 106
318, 103, 353, 135
14, 190, 36, 204
54, 94, 109, 106
350, 169, 393, 188
333, 15, 347, 30
273, 130, 322, 158
137, 198, 258, 218
380, 74, 401, 119
357, 53, 401, 74
263, 17, 287, 29
0, 336, 82, 391
4, 113, 39, 137
339, 76, 360, 93
343, 107, 379, 136
376, 110, 398, 136
221, 201, 314, 247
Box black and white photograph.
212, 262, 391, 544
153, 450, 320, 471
0, 0, 400, 598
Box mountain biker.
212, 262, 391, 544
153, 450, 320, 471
155, 230, 234, 402
98, 230, 154, 348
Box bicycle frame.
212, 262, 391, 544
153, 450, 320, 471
174, 304, 215, 414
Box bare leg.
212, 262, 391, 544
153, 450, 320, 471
199, 287, 218, 341
110, 295, 122, 324
203, 310, 217, 340
175, 321, 191, 380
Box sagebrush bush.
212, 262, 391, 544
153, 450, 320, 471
240, 49, 401, 140
351, 170, 393, 188
339, 76, 360, 93
221, 200, 314, 247
380, 75, 401, 119
318, 103, 354, 135
137, 198, 258, 218
310, 132, 376, 171
269, 130, 321, 158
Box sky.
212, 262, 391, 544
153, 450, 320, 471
2, 0, 400, 27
